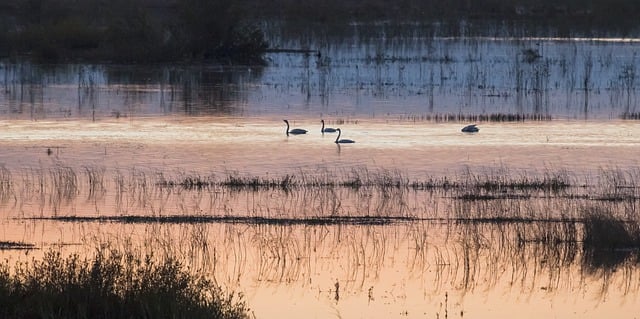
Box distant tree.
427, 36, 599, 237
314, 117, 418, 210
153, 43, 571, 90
177, 0, 267, 63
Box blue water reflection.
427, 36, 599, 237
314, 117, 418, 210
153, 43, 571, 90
1, 36, 639, 120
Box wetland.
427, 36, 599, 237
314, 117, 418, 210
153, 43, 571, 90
2, 13, 640, 318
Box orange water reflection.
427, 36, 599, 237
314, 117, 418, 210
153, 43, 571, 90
2, 220, 638, 318
1, 117, 640, 318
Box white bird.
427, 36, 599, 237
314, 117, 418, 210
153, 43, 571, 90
321, 120, 337, 133
335, 128, 355, 144
461, 124, 479, 133
284, 120, 308, 136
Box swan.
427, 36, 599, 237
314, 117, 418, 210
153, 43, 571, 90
284, 120, 308, 136
461, 124, 479, 133
321, 120, 337, 133
335, 128, 355, 143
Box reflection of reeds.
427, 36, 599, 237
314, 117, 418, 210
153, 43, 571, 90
48, 165, 78, 212
4, 164, 640, 224
65, 217, 640, 311
0, 165, 12, 204
83, 165, 106, 201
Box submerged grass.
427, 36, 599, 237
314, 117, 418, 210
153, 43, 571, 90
0, 249, 251, 319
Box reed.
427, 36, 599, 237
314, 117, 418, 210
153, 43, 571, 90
83, 165, 106, 200
49, 164, 79, 205
581, 205, 640, 270
582, 206, 640, 250
620, 112, 640, 120
402, 112, 553, 123
2, 163, 640, 227
12, 209, 640, 315
27, 215, 414, 226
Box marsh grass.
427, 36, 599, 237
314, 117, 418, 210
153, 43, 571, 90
402, 112, 553, 123
0, 249, 251, 319
156, 166, 570, 193
0, 241, 35, 250
620, 112, 640, 120
10, 208, 640, 313
161, 167, 410, 191
581, 205, 640, 270
3, 164, 640, 232
49, 164, 79, 206
583, 206, 640, 250
27, 215, 414, 226
83, 165, 106, 200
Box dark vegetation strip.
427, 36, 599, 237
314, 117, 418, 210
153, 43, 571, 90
25, 215, 416, 226
18, 209, 640, 259
0, 241, 35, 250
22, 213, 637, 227
0, 0, 268, 63
0, 249, 251, 319
21, 213, 640, 255
2, 0, 640, 63
403, 113, 553, 123
159, 171, 572, 192
250, 0, 640, 30
620, 112, 640, 120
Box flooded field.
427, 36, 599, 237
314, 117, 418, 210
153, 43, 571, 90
1, 34, 640, 318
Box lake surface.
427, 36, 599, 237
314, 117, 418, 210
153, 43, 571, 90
1, 34, 640, 318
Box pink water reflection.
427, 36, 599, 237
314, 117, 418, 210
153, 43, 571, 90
1, 118, 638, 176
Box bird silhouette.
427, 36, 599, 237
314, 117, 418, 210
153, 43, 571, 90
461, 124, 479, 133
335, 128, 355, 143
284, 120, 308, 136
321, 120, 337, 133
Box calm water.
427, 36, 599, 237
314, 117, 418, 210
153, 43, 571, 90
1, 35, 640, 318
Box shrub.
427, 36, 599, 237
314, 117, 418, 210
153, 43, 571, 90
0, 249, 251, 319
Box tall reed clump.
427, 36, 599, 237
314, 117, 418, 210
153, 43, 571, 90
582, 206, 640, 250
0, 249, 251, 319
582, 205, 640, 270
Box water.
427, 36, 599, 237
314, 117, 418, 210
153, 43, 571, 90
2, 37, 640, 120
1, 34, 640, 318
